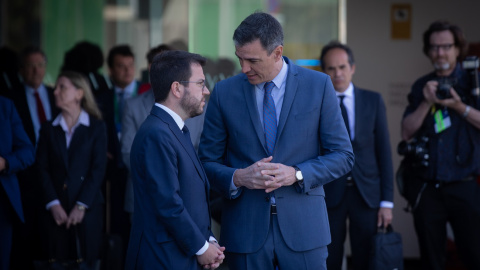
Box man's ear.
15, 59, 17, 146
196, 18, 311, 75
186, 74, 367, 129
171, 81, 183, 99
273, 45, 284, 61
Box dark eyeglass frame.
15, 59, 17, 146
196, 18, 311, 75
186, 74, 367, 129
429, 43, 455, 52
179, 80, 206, 90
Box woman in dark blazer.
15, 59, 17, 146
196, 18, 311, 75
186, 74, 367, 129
36, 71, 107, 264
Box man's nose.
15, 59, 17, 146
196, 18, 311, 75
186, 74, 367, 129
334, 69, 342, 77
241, 63, 251, 74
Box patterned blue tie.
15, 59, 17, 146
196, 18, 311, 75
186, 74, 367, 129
263, 81, 277, 156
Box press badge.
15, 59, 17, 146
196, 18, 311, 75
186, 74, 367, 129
434, 108, 451, 133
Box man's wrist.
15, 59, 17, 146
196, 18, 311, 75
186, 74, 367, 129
463, 105, 471, 118
293, 166, 303, 183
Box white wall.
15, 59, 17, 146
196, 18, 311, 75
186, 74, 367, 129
346, 0, 480, 258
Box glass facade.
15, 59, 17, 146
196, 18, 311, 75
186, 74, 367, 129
1, 0, 342, 86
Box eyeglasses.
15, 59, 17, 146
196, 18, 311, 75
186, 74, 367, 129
429, 44, 454, 52
25, 62, 47, 69
180, 80, 207, 90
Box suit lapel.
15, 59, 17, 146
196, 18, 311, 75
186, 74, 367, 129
353, 86, 361, 145
52, 125, 69, 170
277, 57, 298, 141
242, 78, 268, 154
151, 106, 208, 184
68, 124, 88, 163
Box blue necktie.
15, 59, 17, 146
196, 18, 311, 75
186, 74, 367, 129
182, 125, 193, 146
263, 81, 277, 156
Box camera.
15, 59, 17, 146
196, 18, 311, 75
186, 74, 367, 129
435, 77, 455, 100
397, 136, 429, 167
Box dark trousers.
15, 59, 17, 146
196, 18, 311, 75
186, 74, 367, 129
0, 185, 14, 270
413, 180, 480, 270
226, 212, 327, 270
326, 183, 378, 270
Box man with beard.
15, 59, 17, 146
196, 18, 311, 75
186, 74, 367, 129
125, 50, 225, 270
401, 20, 480, 270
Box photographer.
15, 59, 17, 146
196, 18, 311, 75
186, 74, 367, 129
402, 20, 480, 270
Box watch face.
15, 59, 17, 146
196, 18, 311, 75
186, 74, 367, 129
296, 170, 303, 181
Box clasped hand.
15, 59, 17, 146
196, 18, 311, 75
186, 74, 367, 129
233, 156, 297, 193
197, 241, 226, 269
50, 204, 85, 228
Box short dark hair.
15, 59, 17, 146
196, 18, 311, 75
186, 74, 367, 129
20, 46, 47, 67
233, 11, 283, 55
150, 50, 207, 103
107, 44, 134, 68
319, 41, 355, 71
422, 20, 467, 61
146, 44, 173, 64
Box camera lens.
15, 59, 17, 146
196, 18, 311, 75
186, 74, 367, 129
436, 83, 452, 99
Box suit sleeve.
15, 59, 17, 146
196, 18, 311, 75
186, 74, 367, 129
296, 77, 355, 193
374, 94, 394, 202
198, 86, 239, 199
77, 121, 108, 207
2, 100, 35, 174
141, 129, 207, 256
121, 99, 136, 171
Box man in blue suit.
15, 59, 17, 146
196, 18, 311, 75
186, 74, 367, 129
0, 96, 35, 270
199, 12, 354, 270
125, 50, 225, 269
320, 41, 394, 270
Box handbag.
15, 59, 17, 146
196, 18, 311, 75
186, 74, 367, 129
34, 227, 101, 270
369, 225, 404, 270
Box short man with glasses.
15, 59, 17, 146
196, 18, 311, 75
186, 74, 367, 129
401, 20, 480, 270
125, 50, 225, 269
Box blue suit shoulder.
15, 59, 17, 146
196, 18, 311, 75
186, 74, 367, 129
355, 87, 384, 100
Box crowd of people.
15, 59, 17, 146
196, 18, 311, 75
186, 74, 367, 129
1, 10, 479, 270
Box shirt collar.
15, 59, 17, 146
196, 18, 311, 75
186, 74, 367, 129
155, 103, 185, 130
115, 80, 137, 96
336, 82, 354, 98
25, 83, 46, 94
52, 109, 90, 130
257, 58, 288, 90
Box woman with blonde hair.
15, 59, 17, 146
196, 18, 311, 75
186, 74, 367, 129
36, 70, 107, 267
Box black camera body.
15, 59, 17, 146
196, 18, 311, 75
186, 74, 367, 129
435, 77, 455, 100
397, 136, 429, 168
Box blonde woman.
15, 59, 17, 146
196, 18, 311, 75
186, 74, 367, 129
36, 71, 107, 266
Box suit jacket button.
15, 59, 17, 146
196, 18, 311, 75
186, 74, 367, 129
265, 196, 270, 202
63, 183, 67, 190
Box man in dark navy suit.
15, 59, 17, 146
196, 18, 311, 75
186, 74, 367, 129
320, 41, 394, 270
0, 96, 35, 270
125, 50, 225, 269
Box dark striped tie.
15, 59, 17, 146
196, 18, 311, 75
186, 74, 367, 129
263, 81, 277, 155
339, 95, 350, 138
